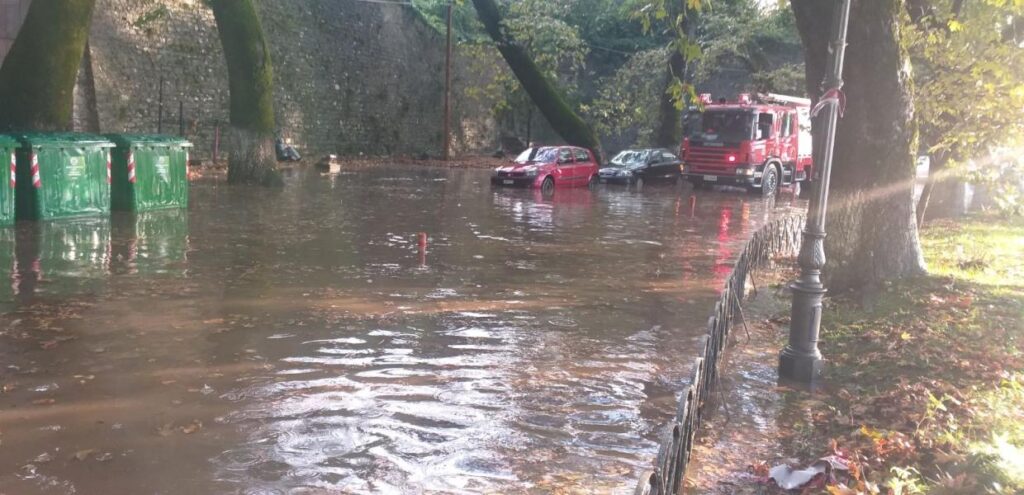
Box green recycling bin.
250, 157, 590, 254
105, 134, 191, 212
14, 133, 114, 221
0, 135, 18, 226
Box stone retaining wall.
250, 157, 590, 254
2, 0, 505, 159
87, 0, 503, 159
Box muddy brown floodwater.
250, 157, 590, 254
0, 166, 804, 494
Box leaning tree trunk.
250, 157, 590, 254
915, 149, 947, 225
0, 0, 97, 131
654, 3, 695, 149
471, 0, 603, 161
792, 0, 926, 292
916, 151, 967, 224
208, 0, 281, 186
653, 48, 688, 148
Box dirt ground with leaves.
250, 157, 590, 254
686, 215, 1024, 495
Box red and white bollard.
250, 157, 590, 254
30, 153, 41, 189
127, 151, 136, 184
9, 152, 15, 189
417, 232, 428, 267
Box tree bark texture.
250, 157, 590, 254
0, 0, 97, 131
471, 0, 603, 161
208, 0, 282, 186
792, 0, 926, 292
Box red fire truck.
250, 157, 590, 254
680, 93, 813, 196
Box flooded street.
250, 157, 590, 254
0, 166, 803, 494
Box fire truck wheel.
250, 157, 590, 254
761, 165, 780, 197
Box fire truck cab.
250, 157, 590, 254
680, 93, 813, 196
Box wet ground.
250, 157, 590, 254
683, 269, 801, 494
0, 166, 803, 494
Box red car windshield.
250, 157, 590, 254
514, 147, 559, 164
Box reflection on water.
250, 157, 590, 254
110, 209, 190, 276
0, 167, 803, 494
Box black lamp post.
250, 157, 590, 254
780, 0, 851, 385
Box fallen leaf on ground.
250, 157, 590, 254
180, 420, 202, 434
156, 422, 175, 437
73, 449, 96, 461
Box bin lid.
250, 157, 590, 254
0, 134, 18, 149
15, 132, 115, 149
103, 134, 193, 148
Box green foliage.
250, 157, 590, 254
967, 155, 1024, 217
470, 0, 601, 153
132, 6, 169, 30
583, 0, 803, 144
419, 0, 594, 136
411, 0, 488, 43
505, 0, 589, 84
749, 63, 806, 94
694, 0, 804, 93
630, 0, 701, 110
582, 48, 668, 144
908, 0, 1024, 171
418, 0, 803, 147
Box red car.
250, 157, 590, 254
491, 146, 599, 194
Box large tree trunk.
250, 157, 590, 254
792, 0, 926, 292
208, 0, 282, 186
0, 0, 97, 131
471, 0, 603, 161
653, 48, 687, 148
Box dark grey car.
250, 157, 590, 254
598, 148, 683, 188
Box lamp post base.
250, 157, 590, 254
779, 348, 824, 385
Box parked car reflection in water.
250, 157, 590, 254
599, 148, 683, 188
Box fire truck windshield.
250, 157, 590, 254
686, 110, 753, 142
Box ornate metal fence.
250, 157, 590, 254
633, 214, 805, 495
